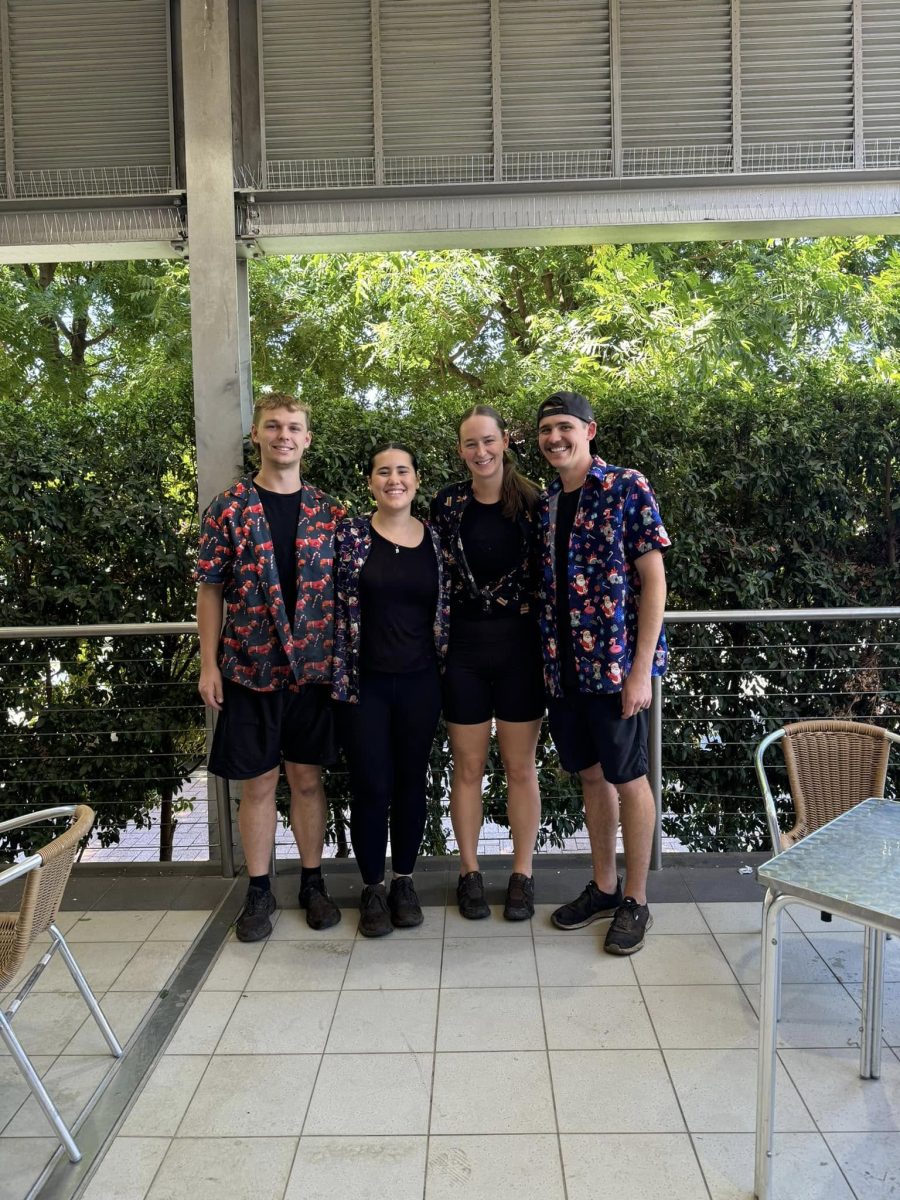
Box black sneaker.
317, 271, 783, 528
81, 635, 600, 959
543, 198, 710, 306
235, 884, 276, 943
551, 878, 623, 930
604, 897, 653, 955
388, 876, 424, 928
456, 870, 490, 920
299, 876, 341, 931
503, 872, 535, 921
359, 883, 393, 938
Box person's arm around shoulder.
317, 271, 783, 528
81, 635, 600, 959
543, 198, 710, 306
197, 583, 225, 711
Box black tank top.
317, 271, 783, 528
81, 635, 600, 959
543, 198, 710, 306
360, 527, 439, 673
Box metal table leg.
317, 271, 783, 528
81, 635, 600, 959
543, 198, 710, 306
755, 889, 788, 1200
860, 926, 885, 1079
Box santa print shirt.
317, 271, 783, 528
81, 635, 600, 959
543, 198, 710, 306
538, 456, 672, 698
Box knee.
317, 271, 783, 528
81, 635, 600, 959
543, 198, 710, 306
502, 758, 537, 789
616, 775, 652, 804
452, 756, 486, 788
289, 769, 323, 805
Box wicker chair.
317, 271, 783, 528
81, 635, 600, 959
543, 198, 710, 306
755, 719, 900, 855
0, 805, 122, 1162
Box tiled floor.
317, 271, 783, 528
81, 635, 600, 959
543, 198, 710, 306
4, 870, 900, 1199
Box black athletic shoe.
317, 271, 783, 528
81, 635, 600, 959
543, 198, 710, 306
388, 876, 424, 928
604, 897, 653, 955
235, 884, 276, 943
456, 870, 491, 920
503, 872, 535, 921
359, 883, 393, 938
299, 876, 341, 931
551, 878, 623, 930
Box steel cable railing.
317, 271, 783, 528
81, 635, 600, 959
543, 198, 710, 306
1, 609, 898, 874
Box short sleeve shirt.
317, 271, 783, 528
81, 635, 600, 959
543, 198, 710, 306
538, 457, 671, 698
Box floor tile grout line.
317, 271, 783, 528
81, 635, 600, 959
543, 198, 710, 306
295, 890, 359, 1159
35, 880, 245, 1200
629, 931, 714, 1199
422, 897, 451, 1199
531, 904, 571, 1200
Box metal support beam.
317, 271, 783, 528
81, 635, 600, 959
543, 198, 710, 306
180, 0, 247, 511
490, 0, 502, 183
852, 0, 865, 169
0, 0, 15, 197
731, 0, 742, 174
371, 0, 384, 186
609, 0, 623, 178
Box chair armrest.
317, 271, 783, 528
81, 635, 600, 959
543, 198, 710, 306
0, 806, 77, 836
754, 730, 786, 855
0, 854, 42, 887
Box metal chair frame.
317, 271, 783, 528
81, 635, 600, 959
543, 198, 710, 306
0, 805, 122, 1162
755, 719, 900, 1073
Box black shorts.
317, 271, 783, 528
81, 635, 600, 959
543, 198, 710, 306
547, 691, 648, 784
442, 616, 545, 725
208, 678, 338, 780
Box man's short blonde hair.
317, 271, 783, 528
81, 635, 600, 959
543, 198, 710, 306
251, 392, 311, 428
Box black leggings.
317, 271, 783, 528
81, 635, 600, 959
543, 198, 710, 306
337, 665, 442, 885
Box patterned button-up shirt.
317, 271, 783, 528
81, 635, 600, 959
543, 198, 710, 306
429, 480, 541, 619
194, 474, 344, 691
539, 457, 671, 698
331, 515, 450, 703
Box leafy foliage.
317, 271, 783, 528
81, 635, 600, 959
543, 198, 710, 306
1, 238, 898, 857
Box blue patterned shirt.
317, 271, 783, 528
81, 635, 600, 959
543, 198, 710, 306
538, 457, 671, 697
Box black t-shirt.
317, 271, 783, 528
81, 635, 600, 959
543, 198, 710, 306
360, 527, 439, 673
458, 499, 525, 620
255, 483, 303, 624
555, 486, 582, 692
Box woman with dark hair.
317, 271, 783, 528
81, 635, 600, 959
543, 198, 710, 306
332, 444, 449, 936
430, 405, 544, 921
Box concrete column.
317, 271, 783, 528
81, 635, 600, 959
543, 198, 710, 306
181, 0, 247, 510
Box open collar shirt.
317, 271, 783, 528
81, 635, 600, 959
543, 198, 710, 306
538, 456, 671, 698
330, 515, 450, 704
429, 479, 541, 619
194, 473, 344, 691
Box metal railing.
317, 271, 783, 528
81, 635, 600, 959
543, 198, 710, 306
2, 608, 898, 875
650, 606, 900, 867
0, 622, 232, 874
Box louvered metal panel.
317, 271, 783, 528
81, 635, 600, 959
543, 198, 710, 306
259, 0, 375, 187
498, 0, 611, 180
740, 0, 854, 171
862, 0, 900, 167
380, 0, 493, 182
6, 0, 172, 197
620, 0, 732, 176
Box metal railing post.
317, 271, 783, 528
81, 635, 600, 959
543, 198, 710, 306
214, 774, 235, 879
649, 675, 664, 870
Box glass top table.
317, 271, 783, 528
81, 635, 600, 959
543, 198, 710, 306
754, 797, 900, 1199
757, 796, 900, 933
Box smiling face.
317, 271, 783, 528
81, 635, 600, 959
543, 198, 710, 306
537, 413, 596, 482
368, 448, 419, 513
458, 413, 509, 485
250, 406, 311, 472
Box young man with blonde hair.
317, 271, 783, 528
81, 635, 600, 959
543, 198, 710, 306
196, 393, 344, 940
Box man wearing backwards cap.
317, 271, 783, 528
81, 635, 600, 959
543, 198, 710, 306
536, 391, 670, 954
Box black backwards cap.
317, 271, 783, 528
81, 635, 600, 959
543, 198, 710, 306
536, 391, 595, 426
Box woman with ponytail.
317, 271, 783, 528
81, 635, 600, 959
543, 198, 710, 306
430, 405, 544, 922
